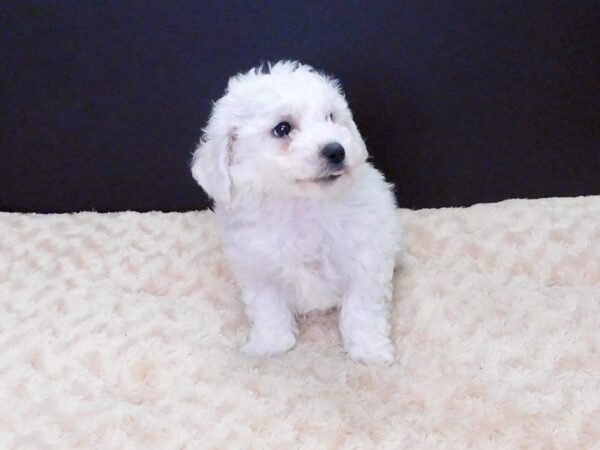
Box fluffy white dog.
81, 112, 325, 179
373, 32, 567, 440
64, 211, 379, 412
191, 61, 402, 364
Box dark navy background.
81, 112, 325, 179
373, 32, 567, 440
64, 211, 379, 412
1, 1, 599, 212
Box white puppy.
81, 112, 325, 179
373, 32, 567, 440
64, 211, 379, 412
191, 61, 402, 364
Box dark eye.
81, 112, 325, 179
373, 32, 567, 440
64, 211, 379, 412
273, 121, 292, 137
327, 112, 335, 121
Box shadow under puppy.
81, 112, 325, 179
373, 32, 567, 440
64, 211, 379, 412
191, 61, 402, 364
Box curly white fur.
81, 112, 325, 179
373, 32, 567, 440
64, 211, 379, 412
191, 61, 402, 363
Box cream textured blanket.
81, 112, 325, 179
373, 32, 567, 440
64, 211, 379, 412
1, 196, 599, 449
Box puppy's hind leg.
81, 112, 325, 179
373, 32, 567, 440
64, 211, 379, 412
241, 282, 297, 356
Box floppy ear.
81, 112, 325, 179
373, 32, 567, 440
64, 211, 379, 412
191, 131, 233, 205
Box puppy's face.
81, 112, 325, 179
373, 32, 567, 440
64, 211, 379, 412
192, 61, 368, 204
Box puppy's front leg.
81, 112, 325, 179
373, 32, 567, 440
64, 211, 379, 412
241, 283, 297, 356
340, 266, 395, 364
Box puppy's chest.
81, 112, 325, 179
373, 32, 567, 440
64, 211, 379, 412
270, 208, 338, 272
275, 211, 344, 310
226, 204, 343, 281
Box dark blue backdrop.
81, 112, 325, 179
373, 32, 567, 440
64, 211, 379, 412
1, 1, 599, 212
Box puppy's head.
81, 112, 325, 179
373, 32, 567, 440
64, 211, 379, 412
191, 61, 368, 205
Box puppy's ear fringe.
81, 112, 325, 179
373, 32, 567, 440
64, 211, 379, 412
191, 132, 232, 205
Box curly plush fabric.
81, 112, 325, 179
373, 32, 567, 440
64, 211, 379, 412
0, 196, 599, 449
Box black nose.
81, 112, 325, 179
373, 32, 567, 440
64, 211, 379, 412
321, 142, 345, 164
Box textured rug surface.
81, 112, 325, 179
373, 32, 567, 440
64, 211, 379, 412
1, 196, 599, 449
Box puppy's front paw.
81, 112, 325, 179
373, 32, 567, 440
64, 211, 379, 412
242, 329, 297, 356
345, 335, 395, 365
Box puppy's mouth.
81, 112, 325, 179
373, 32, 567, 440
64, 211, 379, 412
300, 169, 346, 184
315, 173, 342, 183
